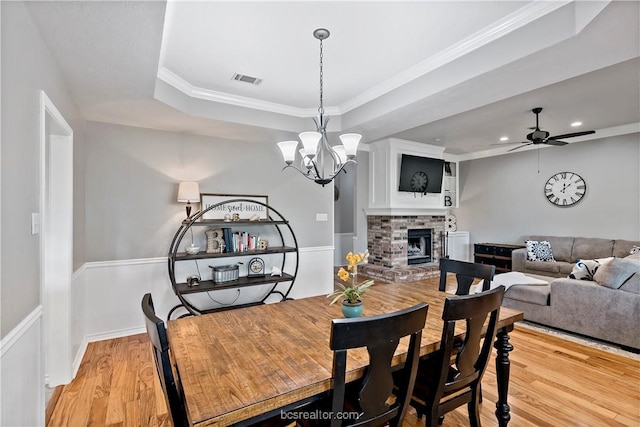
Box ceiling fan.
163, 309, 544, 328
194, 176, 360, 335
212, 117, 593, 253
499, 107, 596, 152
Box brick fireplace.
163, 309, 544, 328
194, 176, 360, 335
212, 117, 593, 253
361, 215, 446, 282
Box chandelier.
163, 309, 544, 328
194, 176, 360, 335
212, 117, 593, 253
277, 28, 362, 187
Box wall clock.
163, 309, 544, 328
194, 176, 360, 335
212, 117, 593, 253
247, 257, 265, 277
544, 172, 586, 207
410, 171, 428, 193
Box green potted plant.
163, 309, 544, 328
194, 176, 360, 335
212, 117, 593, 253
328, 251, 375, 317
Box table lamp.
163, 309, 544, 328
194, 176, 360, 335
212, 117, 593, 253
177, 181, 200, 218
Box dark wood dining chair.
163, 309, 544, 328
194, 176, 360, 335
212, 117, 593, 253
294, 303, 429, 427
409, 286, 505, 427
141, 293, 188, 427
438, 258, 496, 295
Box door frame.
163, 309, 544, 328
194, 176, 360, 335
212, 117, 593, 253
40, 91, 73, 386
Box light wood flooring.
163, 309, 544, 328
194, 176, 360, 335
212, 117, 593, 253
48, 278, 640, 427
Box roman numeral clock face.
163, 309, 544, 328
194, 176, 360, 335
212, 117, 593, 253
544, 172, 586, 207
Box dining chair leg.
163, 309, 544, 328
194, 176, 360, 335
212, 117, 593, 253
468, 391, 481, 427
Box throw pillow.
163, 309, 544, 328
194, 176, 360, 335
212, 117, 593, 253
525, 240, 555, 262
568, 257, 614, 280
593, 257, 640, 289
569, 259, 600, 280
630, 245, 640, 255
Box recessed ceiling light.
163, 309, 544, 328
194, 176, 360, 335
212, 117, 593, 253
571, 121, 583, 127
499, 136, 509, 141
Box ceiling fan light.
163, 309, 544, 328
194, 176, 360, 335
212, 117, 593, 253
339, 133, 361, 158
299, 131, 321, 158
277, 141, 299, 164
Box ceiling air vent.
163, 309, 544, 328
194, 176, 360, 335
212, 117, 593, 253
232, 73, 262, 85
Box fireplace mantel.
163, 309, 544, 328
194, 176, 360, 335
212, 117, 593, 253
365, 208, 447, 216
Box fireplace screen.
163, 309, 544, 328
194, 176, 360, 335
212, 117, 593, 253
408, 229, 432, 265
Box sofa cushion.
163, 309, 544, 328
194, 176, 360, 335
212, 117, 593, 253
525, 240, 555, 261
620, 273, 640, 295
612, 239, 640, 258
558, 262, 575, 275
572, 237, 614, 261
504, 284, 550, 306
593, 257, 640, 289
526, 260, 560, 273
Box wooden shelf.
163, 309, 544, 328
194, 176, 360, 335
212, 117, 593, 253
175, 273, 295, 294
183, 219, 288, 226
172, 246, 297, 261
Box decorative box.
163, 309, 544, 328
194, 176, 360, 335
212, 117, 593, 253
211, 264, 239, 283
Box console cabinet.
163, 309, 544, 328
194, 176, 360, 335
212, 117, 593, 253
474, 243, 524, 273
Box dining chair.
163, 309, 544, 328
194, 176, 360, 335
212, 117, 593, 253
409, 286, 506, 427
302, 302, 429, 427
438, 258, 496, 295
141, 293, 188, 427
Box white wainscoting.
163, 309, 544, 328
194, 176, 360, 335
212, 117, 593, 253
73, 246, 334, 370
0, 306, 44, 427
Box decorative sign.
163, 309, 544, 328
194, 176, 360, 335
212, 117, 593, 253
200, 194, 269, 221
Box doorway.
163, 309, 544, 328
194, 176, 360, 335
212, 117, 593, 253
40, 91, 73, 386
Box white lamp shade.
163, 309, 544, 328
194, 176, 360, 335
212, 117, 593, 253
177, 181, 200, 203
333, 145, 347, 164
277, 140, 299, 163
298, 148, 313, 168
339, 133, 362, 157
299, 131, 321, 158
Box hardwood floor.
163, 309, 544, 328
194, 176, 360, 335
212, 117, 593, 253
48, 278, 640, 427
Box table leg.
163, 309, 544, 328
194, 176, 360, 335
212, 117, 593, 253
494, 325, 514, 427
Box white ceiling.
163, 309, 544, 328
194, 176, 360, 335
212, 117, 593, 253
25, 1, 640, 157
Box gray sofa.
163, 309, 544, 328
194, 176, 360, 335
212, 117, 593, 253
503, 236, 640, 349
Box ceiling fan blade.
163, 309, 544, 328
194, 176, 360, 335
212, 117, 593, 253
490, 141, 527, 146
545, 139, 568, 146
548, 130, 595, 140
507, 143, 533, 152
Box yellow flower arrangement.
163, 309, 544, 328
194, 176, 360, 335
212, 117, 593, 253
328, 250, 375, 305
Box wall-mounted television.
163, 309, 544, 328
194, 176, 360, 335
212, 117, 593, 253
398, 154, 445, 194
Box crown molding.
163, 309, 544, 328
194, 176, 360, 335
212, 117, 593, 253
339, 1, 573, 114
158, 2, 572, 121
157, 67, 341, 118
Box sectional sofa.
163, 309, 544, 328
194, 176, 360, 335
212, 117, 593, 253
503, 235, 640, 350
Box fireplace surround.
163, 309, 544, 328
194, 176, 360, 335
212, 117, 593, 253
361, 215, 446, 282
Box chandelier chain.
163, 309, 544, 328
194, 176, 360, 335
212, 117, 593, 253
318, 38, 324, 117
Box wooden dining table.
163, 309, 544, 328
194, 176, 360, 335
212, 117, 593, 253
167, 281, 524, 427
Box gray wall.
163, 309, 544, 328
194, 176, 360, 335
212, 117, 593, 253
334, 163, 356, 234
454, 134, 640, 249
85, 121, 333, 262
1, 1, 85, 337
